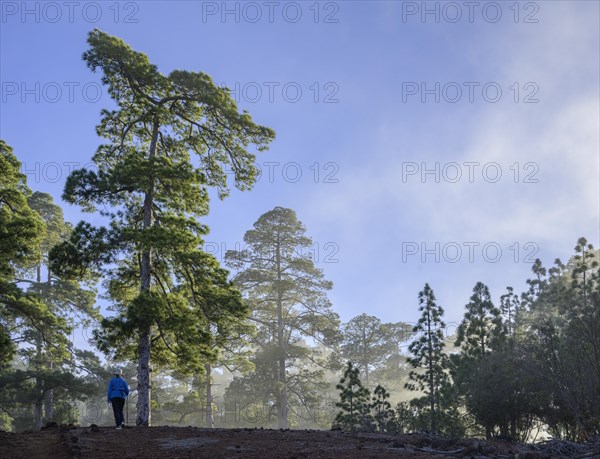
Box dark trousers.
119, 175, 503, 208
111, 397, 125, 427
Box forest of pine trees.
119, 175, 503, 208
1, 30, 598, 444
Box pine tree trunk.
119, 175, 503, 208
44, 381, 53, 422
275, 237, 288, 429
34, 398, 43, 431
276, 299, 288, 428
44, 269, 53, 422
34, 263, 45, 431
136, 116, 159, 427
510, 418, 517, 439
137, 329, 151, 426
276, 346, 288, 428
362, 329, 369, 387
481, 333, 486, 356
427, 311, 436, 434
205, 363, 213, 428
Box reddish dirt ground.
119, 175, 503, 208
0, 428, 69, 459
0, 425, 578, 458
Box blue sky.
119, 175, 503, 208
1, 1, 599, 336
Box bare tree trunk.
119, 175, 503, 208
276, 303, 288, 426
427, 311, 436, 434
44, 377, 53, 422
275, 237, 288, 429
205, 363, 213, 428
276, 310, 288, 429
34, 399, 43, 431
137, 330, 151, 426
34, 263, 45, 431
44, 268, 53, 422
136, 116, 159, 427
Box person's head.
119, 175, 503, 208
113, 369, 122, 378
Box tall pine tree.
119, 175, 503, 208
50, 30, 275, 426
452, 282, 507, 438
0, 141, 63, 367
405, 283, 448, 434
19, 192, 97, 429
225, 207, 339, 428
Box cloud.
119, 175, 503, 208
307, 2, 599, 248
300, 2, 598, 320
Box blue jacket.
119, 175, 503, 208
107, 376, 129, 402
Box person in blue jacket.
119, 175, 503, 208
107, 369, 129, 429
